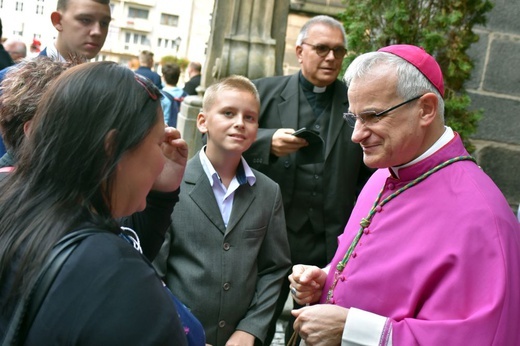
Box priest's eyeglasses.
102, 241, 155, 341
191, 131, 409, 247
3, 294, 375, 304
301, 42, 347, 59
343, 94, 424, 128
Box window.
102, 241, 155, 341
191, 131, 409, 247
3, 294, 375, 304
128, 7, 149, 19
35, 4, 44, 14
160, 13, 179, 27
123, 31, 150, 50
15, 1, 24, 11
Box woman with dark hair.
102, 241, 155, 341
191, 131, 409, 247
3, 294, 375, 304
0, 56, 184, 263
0, 61, 196, 344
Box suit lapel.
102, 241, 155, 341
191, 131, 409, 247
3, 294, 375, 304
184, 156, 227, 234
278, 74, 301, 130
226, 183, 255, 235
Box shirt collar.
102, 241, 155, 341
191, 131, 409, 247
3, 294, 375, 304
45, 42, 89, 62
391, 126, 455, 178
199, 146, 256, 186
45, 43, 67, 62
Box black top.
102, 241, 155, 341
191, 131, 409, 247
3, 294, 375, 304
0, 45, 14, 71
24, 231, 187, 345
299, 71, 334, 117
0, 190, 187, 345
119, 189, 179, 261
183, 74, 201, 96
135, 66, 162, 90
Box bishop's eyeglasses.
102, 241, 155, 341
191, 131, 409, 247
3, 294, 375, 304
343, 94, 424, 128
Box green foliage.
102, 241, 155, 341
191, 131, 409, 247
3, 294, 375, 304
338, 0, 493, 152
160, 55, 190, 70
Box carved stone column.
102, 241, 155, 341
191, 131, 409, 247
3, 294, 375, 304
202, 0, 290, 87
180, 0, 290, 158
177, 96, 203, 159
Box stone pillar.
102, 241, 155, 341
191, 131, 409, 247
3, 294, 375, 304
177, 96, 203, 159
180, 0, 290, 158
202, 0, 290, 87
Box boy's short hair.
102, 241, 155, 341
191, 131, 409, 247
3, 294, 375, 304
203, 75, 260, 112
57, 0, 110, 11
162, 63, 181, 86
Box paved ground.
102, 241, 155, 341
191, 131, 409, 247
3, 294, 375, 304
270, 318, 289, 346
269, 296, 292, 346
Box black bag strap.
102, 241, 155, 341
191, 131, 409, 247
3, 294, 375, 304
2, 228, 107, 345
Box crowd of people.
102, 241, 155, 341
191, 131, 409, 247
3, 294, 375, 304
0, 0, 519, 345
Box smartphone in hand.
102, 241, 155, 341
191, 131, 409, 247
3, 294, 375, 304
292, 128, 322, 144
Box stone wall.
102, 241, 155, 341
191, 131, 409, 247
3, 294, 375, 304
467, 0, 520, 212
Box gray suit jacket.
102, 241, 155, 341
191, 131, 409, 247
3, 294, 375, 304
154, 154, 291, 346
244, 73, 372, 262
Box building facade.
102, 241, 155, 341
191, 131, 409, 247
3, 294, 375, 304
1, 0, 214, 78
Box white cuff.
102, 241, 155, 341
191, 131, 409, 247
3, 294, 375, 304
342, 308, 391, 346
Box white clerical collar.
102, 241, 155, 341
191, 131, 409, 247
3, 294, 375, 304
391, 126, 455, 178
299, 72, 327, 93
313, 85, 326, 93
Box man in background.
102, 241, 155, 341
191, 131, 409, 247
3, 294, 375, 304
44, 0, 111, 61
0, 0, 112, 156
183, 61, 201, 95
0, 19, 14, 70
1, 0, 110, 74
4, 38, 27, 63
243, 15, 372, 344
135, 50, 162, 89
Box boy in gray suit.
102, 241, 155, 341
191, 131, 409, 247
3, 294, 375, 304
154, 75, 291, 346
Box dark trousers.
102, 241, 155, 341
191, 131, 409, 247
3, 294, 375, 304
264, 221, 328, 345
264, 270, 293, 345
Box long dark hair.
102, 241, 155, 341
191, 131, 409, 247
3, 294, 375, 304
0, 61, 162, 302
